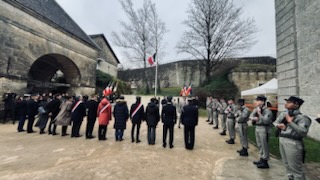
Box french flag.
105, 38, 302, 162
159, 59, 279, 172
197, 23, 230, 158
148, 53, 156, 66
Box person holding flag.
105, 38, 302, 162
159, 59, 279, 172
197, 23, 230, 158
130, 96, 144, 143
97, 94, 112, 141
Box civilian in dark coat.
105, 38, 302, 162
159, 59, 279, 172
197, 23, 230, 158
46, 94, 62, 135
2, 92, 17, 124
161, 96, 177, 148
130, 96, 144, 143
113, 96, 129, 141
85, 95, 99, 139
16, 95, 29, 132
26, 94, 39, 133
71, 97, 86, 137
181, 97, 199, 150
145, 98, 160, 145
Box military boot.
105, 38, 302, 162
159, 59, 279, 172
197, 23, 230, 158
256, 159, 269, 169
239, 148, 248, 156
236, 147, 244, 153
219, 131, 226, 136
226, 139, 235, 144
253, 158, 263, 165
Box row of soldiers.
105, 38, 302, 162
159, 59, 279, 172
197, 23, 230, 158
207, 95, 311, 180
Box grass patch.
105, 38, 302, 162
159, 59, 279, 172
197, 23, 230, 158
199, 108, 207, 117
247, 126, 320, 163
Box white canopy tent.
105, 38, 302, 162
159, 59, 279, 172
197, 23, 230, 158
241, 78, 278, 96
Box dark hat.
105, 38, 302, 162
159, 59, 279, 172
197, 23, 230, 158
227, 97, 235, 101
167, 96, 173, 101
285, 96, 304, 106
238, 99, 245, 105
119, 96, 125, 100
187, 96, 195, 101
23, 94, 31, 97
31, 93, 39, 97
255, 95, 267, 102
136, 96, 141, 100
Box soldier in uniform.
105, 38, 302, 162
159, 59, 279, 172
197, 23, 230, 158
130, 96, 144, 143
250, 95, 273, 168
212, 98, 219, 129
161, 96, 177, 148
181, 97, 198, 150
235, 99, 250, 156
224, 97, 238, 144
26, 93, 39, 133
273, 96, 311, 180
206, 96, 213, 124
218, 98, 228, 135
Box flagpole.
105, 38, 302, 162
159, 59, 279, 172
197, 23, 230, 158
155, 60, 158, 97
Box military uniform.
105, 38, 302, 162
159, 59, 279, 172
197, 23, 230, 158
181, 97, 198, 150
235, 99, 250, 156
206, 98, 213, 123
273, 96, 311, 180
218, 99, 228, 135
161, 96, 177, 148
212, 99, 219, 128
250, 96, 273, 168
225, 103, 238, 144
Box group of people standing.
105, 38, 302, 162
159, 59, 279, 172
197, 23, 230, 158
206, 95, 311, 179
10, 92, 199, 150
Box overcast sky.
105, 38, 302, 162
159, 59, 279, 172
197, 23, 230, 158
55, 0, 276, 65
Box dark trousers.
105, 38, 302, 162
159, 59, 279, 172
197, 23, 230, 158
3, 109, 15, 124
48, 116, 57, 134
163, 125, 174, 146
131, 123, 141, 142
62, 126, 68, 135
98, 125, 107, 140
115, 129, 124, 140
86, 117, 96, 138
147, 126, 156, 144
71, 120, 83, 137
184, 126, 195, 150
27, 116, 35, 133
17, 115, 26, 131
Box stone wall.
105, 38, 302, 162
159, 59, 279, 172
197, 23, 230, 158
119, 57, 276, 93
90, 35, 118, 77
275, 0, 320, 140
0, 1, 97, 96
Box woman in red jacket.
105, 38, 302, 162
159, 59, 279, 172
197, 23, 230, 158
97, 97, 112, 140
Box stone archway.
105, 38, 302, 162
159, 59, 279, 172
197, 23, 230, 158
27, 54, 81, 94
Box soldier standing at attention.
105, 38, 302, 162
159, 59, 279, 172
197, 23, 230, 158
250, 95, 273, 168
235, 99, 250, 156
206, 96, 213, 124
161, 96, 177, 149
273, 96, 311, 180
212, 98, 219, 129
181, 97, 198, 150
130, 96, 144, 143
224, 97, 238, 144
218, 98, 228, 135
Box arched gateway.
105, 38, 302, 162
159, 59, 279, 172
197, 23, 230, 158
27, 54, 81, 94
0, 0, 99, 96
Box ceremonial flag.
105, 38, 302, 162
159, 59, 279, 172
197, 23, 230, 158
148, 53, 156, 66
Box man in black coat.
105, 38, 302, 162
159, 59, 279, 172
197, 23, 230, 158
113, 96, 129, 141
46, 94, 62, 135
26, 93, 39, 133
85, 95, 99, 139
130, 96, 144, 143
2, 91, 17, 124
161, 96, 177, 148
145, 98, 160, 145
16, 94, 29, 132
181, 97, 199, 150
71, 96, 86, 138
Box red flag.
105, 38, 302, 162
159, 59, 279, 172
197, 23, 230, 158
148, 53, 156, 66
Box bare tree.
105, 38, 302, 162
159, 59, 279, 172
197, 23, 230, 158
113, 0, 167, 94
177, 0, 257, 83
